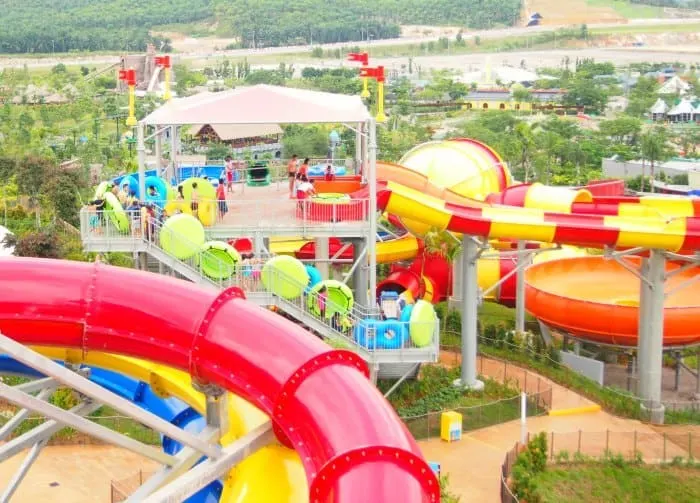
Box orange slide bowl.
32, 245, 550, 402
525, 256, 700, 347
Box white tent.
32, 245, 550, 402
650, 98, 669, 121
140, 85, 371, 126
658, 76, 690, 95
0, 225, 14, 257
136, 84, 378, 300
667, 99, 695, 122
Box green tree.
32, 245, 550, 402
640, 128, 672, 192
598, 115, 642, 145
13, 229, 61, 258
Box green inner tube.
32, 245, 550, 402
160, 214, 206, 260
311, 193, 351, 204
307, 280, 354, 318
409, 300, 436, 348
199, 241, 240, 280
262, 255, 309, 300
103, 192, 130, 233
94, 181, 111, 200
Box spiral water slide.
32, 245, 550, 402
0, 258, 439, 502
375, 159, 700, 347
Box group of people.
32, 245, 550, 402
287, 154, 337, 199
86, 182, 159, 239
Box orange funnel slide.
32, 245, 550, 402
525, 256, 700, 347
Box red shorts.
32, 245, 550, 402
296, 190, 306, 199
226, 172, 233, 182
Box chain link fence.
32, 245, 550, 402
501, 429, 700, 503
110, 470, 154, 502
399, 351, 552, 440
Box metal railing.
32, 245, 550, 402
398, 352, 552, 441
79, 210, 439, 358
171, 158, 353, 187
501, 443, 521, 503
84, 196, 371, 231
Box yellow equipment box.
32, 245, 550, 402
440, 411, 462, 442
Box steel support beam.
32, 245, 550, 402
454, 236, 484, 390
125, 427, 220, 502
315, 236, 330, 279
0, 383, 177, 465
383, 363, 420, 398
0, 439, 48, 503
142, 422, 274, 503
0, 386, 56, 442
348, 239, 369, 308
637, 250, 666, 424
137, 123, 147, 203
14, 377, 56, 395
367, 117, 378, 309
0, 334, 222, 459
155, 130, 163, 177
0, 400, 102, 462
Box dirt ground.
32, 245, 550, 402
0, 445, 158, 502
524, 0, 626, 25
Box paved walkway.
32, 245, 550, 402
419, 351, 694, 503
0, 445, 158, 502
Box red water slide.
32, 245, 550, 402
0, 258, 439, 503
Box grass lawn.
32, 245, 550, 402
534, 464, 700, 503
586, 0, 662, 19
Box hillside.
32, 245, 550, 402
0, 0, 521, 54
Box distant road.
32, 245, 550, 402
0, 17, 698, 70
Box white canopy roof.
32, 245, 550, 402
668, 99, 695, 116
141, 85, 371, 126
650, 98, 668, 114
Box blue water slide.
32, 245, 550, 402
0, 356, 221, 503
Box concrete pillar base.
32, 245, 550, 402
641, 403, 665, 425
452, 378, 485, 391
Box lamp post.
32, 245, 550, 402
118, 69, 137, 127
360, 66, 386, 123
154, 55, 172, 101
329, 130, 341, 164
348, 52, 371, 99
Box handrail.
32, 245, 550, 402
79, 207, 440, 359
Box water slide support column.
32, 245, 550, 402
137, 122, 146, 203
169, 125, 178, 184
515, 240, 527, 334
368, 118, 378, 309
637, 250, 666, 424
449, 253, 463, 311
315, 237, 330, 280
351, 238, 369, 310
454, 236, 484, 391
155, 129, 162, 177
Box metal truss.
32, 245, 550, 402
0, 333, 275, 501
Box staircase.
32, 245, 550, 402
82, 211, 439, 369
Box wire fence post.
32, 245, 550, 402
578, 430, 582, 455
550, 431, 555, 460
663, 433, 667, 463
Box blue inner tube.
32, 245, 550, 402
118, 175, 140, 199
145, 176, 169, 208
305, 265, 322, 292
400, 304, 414, 323
375, 321, 408, 349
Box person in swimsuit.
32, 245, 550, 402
287, 154, 298, 198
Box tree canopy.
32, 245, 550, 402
0, 0, 523, 53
